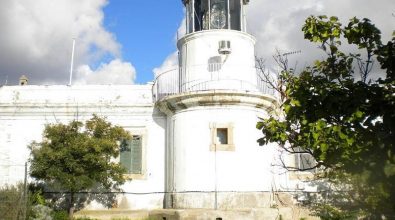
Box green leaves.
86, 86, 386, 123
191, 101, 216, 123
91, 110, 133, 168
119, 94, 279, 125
344, 17, 382, 52
302, 15, 342, 56
303, 16, 341, 42
29, 115, 131, 212
258, 15, 395, 218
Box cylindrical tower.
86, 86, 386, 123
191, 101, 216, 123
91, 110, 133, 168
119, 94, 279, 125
155, 0, 281, 209
178, 0, 258, 93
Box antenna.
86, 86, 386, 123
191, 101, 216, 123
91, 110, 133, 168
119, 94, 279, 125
68, 38, 76, 86
282, 50, 301, 57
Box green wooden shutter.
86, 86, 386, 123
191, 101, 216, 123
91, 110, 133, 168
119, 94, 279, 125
120, 139, 132, 173
130, 135, 142, 174
120, 135, 142, 174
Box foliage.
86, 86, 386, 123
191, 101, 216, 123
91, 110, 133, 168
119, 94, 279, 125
30, 204, 53, 220
257, 15, 395, 218
73, 217, 97, 220
29, 115, 131, 219
52, 210, 69, 220
0, 184, 27, 220
313, 204, 359, 220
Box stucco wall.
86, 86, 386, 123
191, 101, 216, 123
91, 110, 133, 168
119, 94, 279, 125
0, 84, 167, 209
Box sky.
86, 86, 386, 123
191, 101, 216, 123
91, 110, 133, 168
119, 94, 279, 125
0, 0, 393, 86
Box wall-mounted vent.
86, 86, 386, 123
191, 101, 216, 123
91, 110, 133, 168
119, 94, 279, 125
218, 40, 231, 55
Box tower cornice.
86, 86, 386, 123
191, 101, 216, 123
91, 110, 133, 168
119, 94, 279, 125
177, 29, 256, 50
182, 0, 250, 6
156, 90, 278, 115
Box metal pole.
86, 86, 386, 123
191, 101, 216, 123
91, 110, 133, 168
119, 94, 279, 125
21, 162, 28, 220
214, 143, 218, 210
227, 0, 230, 29
208, 0, 211, 30
192, 0, 195, 32
69, 38, 76, 86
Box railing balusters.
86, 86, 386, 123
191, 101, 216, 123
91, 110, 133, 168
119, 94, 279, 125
153, 64, 276, 101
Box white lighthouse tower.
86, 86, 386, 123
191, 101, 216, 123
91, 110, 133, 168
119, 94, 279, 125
154, 0, 280, 209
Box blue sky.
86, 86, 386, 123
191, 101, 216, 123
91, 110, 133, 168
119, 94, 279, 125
103, 1, 184, 83
0, 0, 392, 85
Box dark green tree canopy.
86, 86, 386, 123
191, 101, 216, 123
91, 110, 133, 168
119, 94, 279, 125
29, 115, 131, 218
257, 16, 395, 218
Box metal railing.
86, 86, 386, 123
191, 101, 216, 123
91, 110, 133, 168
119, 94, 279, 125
153, 63, 276, 101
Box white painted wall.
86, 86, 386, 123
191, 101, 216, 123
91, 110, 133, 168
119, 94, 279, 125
0, 85, 167, 209
178, 30, 258, 92
170, 106, 277, 192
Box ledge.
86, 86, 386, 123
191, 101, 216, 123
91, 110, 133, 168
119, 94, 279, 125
156, 90, 278, 115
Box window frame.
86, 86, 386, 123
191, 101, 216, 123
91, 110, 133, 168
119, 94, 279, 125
119, 129, 147, 180
186, 0, 244, 33
210, 122, 235, 151
294, 147, 317, 173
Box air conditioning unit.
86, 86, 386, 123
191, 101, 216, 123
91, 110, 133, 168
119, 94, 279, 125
218, 40, 231, 55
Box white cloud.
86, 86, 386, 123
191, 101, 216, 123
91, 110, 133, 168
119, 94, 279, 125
0, 0, 132, 85
157, 1, 394, 80
152, 17, 185, 79
246, 0, 395, 72
75, 59, 136, 85
177, 17, 187, 41
153, 52, 178, 78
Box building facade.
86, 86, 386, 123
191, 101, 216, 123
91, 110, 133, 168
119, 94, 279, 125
0, 0, 314, 212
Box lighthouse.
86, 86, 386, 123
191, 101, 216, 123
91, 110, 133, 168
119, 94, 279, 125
154, 0, 279, 209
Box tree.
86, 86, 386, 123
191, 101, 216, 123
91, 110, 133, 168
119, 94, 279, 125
29, 115, 131, 219
257, 15, 395, 218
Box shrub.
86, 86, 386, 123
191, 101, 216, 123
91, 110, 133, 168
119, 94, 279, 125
0, 184, 26, 220
30, 204, 53, 220
52, 210, 68, 220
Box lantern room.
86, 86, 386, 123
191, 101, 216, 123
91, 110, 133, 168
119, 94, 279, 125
182, 0, 250, 33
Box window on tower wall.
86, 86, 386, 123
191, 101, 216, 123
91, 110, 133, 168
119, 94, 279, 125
210, 123, 234, 151
120, 134, 146, 179
288, 147, 318, 180
217, 128, 228, 144
294, 148, 317, 173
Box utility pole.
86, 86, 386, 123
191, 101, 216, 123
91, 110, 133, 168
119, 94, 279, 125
21, 162, 28, 220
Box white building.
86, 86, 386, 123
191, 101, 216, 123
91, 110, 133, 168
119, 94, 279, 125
0, 0, 315, 216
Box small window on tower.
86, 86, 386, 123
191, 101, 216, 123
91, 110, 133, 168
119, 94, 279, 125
210, 123, 234, 151
216, 128, 228, 144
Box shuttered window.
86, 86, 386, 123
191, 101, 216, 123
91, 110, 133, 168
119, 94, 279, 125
120, 135, 143, 174
295, 151, 317, 173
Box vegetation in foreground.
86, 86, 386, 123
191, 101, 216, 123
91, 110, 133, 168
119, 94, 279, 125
29, 115, 131, 219
257, 15, 394, 219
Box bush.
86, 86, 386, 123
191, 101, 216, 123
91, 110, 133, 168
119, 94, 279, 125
74, 217, 98, 220
0, 184, 26, 220
313, 204, 360, 220
30, 204, 53, 220
52, 210, 68, 220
